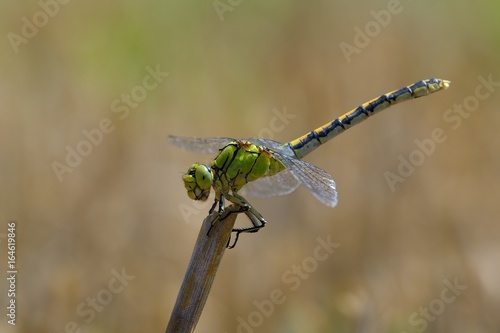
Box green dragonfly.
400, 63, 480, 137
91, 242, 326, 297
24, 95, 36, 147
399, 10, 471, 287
169, 78, 450, 246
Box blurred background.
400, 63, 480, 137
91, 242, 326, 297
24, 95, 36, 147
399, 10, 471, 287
1, 1, 499, 332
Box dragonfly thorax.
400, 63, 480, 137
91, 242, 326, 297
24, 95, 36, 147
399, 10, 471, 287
211, 141, 285, 194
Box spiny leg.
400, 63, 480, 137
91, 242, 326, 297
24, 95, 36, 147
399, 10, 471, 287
224, 192, 267, 248
206, 195, 250, 247
207, 195, 229, 237
228, 210, 267, 249
206, 202, 250, 248
208, 195, 225, 215
208, 199, 218, 215
206, 192, 267, 248
219, 204, 251, 248
207, 200, 250, 249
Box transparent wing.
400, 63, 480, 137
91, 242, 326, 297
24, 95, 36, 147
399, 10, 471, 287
279, 155, 338, 207
167, 135, 235, 154
248, 138, 295, 156
247, 138, 337, 206
240, 169, 300, 198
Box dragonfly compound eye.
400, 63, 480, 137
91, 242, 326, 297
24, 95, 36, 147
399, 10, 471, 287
182, 164, 212, 201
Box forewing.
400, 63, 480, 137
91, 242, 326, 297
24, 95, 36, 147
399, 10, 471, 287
247, 138, 295, 156
240, 169, 300, 198
280, 156, 338, 207
168, 136, 235, 154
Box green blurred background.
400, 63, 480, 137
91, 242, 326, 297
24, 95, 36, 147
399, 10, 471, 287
1, 1, 499, 332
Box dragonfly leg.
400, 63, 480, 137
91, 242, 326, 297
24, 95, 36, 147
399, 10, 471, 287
218, 196, 225, 214
207, 196, 224, 237
209, 195, 226, 216
208, 199, 218, 215
207, 196, 246, 238
227, 210, 267, 248
232, 192, 267, 226
224, 192, 267, 248
206, 192, 267, 248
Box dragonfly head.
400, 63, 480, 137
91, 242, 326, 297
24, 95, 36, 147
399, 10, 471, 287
182, 163, 213, 201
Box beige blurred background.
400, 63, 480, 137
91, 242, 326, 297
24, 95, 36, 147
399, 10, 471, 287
1, 1, 499, 332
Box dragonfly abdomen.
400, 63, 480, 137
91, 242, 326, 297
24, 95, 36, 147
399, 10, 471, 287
289, 78, 450, 159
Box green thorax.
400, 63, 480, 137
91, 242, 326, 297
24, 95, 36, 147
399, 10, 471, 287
211, 141, 286, 194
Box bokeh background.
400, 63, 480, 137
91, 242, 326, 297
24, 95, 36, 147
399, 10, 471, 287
1, 1, 499, 332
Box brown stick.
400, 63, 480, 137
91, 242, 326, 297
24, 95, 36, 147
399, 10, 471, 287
165, 205, 239, 333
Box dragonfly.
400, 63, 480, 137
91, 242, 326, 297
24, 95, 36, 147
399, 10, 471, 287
169, 78, 450, 247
